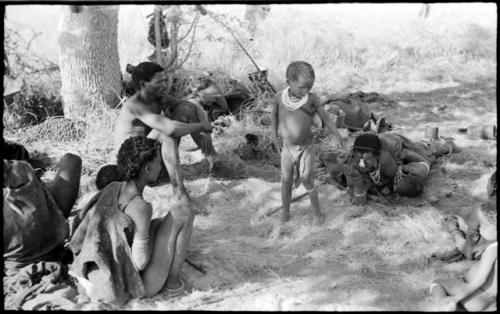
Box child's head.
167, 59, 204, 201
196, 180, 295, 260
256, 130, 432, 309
285, 61, 315, 98
117, 136, 162, 183
96, 164, 122, 190
477, 205, 497, 241
131, 62, 167, 94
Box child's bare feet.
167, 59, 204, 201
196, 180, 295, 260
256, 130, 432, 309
312, 211, 325, 225
307, 211, 325, 225
281, 211, 291, 224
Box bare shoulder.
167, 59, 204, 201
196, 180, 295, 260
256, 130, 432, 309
124, 196, 153, 224
309, 92, 322, 107
160, 93, 185, 108
125, 94, 149, 114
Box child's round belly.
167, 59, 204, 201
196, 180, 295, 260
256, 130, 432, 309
280, 117, 313, 145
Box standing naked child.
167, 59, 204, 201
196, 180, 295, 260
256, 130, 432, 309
272, 61, 344, 225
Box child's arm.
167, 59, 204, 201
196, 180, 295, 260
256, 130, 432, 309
312, 94, 344, 147
451, 242, 497, 304
271, 95, 280, 142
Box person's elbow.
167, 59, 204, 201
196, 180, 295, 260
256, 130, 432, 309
132, 252, 150, 271
135, 258, 149, 271
162, 124, 177, 137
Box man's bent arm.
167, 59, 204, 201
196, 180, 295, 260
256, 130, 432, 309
313, 95, 342, 140
137, 111, 206, 137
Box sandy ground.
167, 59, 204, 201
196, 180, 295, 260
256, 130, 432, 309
11, 79, 496, 310
122, 79, 496, 310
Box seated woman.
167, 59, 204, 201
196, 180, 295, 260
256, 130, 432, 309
429, 204, 497, 311
70, 136, 194, 307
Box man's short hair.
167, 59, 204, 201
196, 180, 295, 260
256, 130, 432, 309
394, 174, 424, 197
286, 61, 315, 82
131, 62, 164, 90
353, 134, 382, 156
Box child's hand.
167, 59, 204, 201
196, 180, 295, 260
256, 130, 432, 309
381, 186, 391, 196
272, 133, 282, 153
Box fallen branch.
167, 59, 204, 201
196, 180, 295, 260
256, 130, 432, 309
185, 257, 207, 274
264, 191, 309, 217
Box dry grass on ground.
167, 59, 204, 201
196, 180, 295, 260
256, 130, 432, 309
6, 78, 495, 310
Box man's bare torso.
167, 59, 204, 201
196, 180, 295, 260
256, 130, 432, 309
113, 94, 162, 149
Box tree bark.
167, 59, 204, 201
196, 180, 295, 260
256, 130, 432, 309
58, 5, 122, 118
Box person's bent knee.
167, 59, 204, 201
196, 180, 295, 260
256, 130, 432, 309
60, 153, 82, 169
301, 177, 315, 190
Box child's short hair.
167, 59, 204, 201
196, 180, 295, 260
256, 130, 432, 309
286, 61, 315, 82
131, 62, 164, 90
117, 136, 160, 181
96, 164, 122, 190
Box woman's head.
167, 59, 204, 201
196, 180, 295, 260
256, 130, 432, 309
352, 134, 382, 169
117, 136, 162, 183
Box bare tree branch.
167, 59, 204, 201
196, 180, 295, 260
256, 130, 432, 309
176, 17, 199, 69
177, 12, 200, 43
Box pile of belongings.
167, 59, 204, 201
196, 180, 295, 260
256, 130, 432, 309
322, 91, 396, 133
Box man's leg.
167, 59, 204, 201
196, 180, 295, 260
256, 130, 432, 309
159, 133, 187, 199
169, 101, 220, 173
49, 153, 82, 219
281, 146, 294, 223
300, 147, 324, 225
190, 132, 219, 172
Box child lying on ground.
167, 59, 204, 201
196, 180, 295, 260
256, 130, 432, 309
429, 204, 497, 311
271, 61, 344, 225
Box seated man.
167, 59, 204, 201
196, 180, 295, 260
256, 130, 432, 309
113, 62, 214, 214
429, 204, 497, 311
70, 136, 194, 307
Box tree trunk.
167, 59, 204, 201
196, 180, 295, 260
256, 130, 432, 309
58, 5, 122, 118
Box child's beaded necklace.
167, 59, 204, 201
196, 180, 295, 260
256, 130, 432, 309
281, 86, 309, 111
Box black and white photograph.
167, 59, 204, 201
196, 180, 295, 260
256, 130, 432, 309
2, 2, 497, 311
